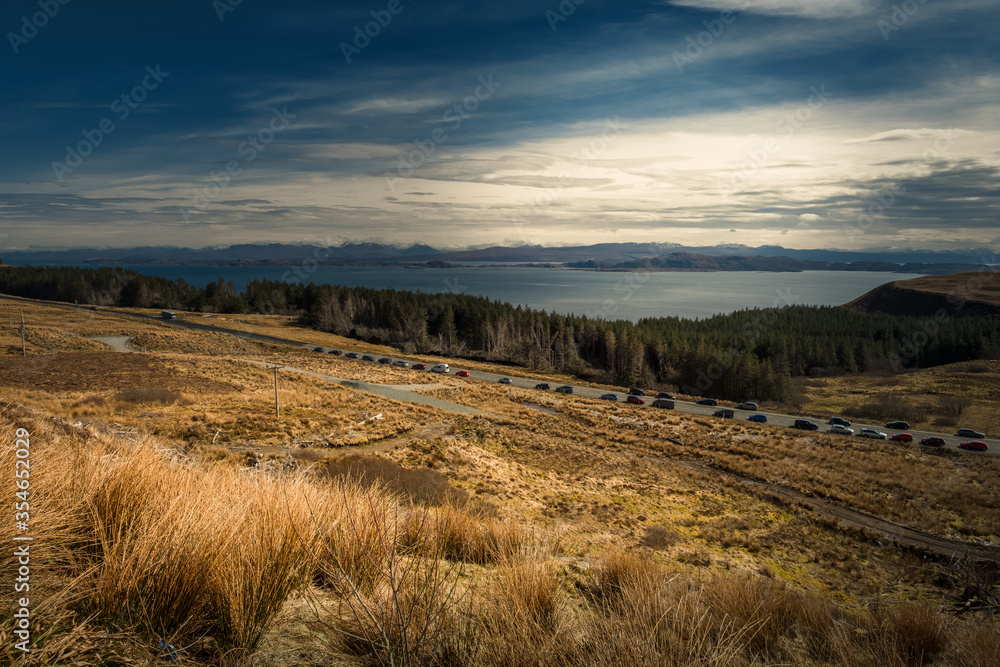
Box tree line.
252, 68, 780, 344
3, 264, 998, 404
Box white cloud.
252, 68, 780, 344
668, 0, 874, 19
344, 97, 447, 115
844, 128, 973, 144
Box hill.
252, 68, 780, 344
1, 295, 998, 664
845, 270, 1000, 317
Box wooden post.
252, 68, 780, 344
273, 365, 281, 418
20, 311, 25, 357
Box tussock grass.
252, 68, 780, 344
112, 386, 183, 404
401, 502, 540, 565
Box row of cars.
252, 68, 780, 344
318, 348, 989, 451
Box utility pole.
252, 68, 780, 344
272, 365, 283, 418
20, 311, 25, 357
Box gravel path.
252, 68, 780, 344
90, 336, 133, 352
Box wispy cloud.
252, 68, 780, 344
668, 0, 875, 19
844, 128, 974, 144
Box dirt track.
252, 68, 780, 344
649, 456, 1000, 563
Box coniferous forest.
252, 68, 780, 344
3, 265, 998, 404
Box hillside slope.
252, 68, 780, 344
844, 270, 1000, 317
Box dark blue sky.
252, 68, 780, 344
1, 0, 997, 250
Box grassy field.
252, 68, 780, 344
1, 295, 998, 665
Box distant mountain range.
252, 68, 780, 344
2, 242, 997, 273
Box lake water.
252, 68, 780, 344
103, 265, 919, 321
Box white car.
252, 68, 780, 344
829, 424, 855, 436
857, 428, 887, 440
430, 363, 450, 374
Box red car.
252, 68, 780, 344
412, 363, 427, 370
890, 433, 913, 443
959, 440, 989, 451
455, 370, 470, 377
626, 395, 645, 405
920, 437, 946, 447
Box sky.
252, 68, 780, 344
1, 0, 998, 252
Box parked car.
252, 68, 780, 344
792, 419, 818, 430
698, 398, 718, 406
628, 388, 646, 396
737, 402, 758, 411
713, 408, 735, 419
626, 396, 645, 405
498, 377, 512, 384
829, 424, 854, 436
652, 399, 674, 409
161, 310, 176, 320
313, 346, 325, 353
885, 421, 910, 430
959, 440, 989, 451
858, 428, 888, 440
600, 393, 618, 401
412, 363, 427, 370
361, 355, 376, 362
890, 433, 913, 443
920, 436, 946, 447
535, 383, 550, 390
378, 357, 392, 364
657, 392, 676, 400
828, 416, 852, 427
747, 413, 767, 423
455, 370, 470, 377
431, 363, 449, 373
393, 360, 408, 367
957, 428, 986, 438
346, 352, 359, 359
328, 349, 343, 355
555, 385, 573, 394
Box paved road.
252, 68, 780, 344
3, 294, 995, 456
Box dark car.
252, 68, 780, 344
346, 352, 360, 359
378, 357, 392, 364
747, 413, 767, 423
697, 398, 718, 406
313, 346, 325, 353
412, 363, 427, 370
920, 436, 946, 447
885, 421, 910, 430
328, 349, 343, 355
957, 428, 986, 439
652, 399, 674, 409
626, 396, 645, 405
959, 440, 989, 451
361, 355, 376, 362
555, 385, 573, 394
891, 433, 913, 443
737, 402, 758, 411
600, 393, 618, 401
535, 383, 550, 390
792, 419, 818, 431
498, 377, 512, 384
657, 392, 676, 400
828, 416, 852, 427
628, 388, 646, 396
713, 408, 735, 418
